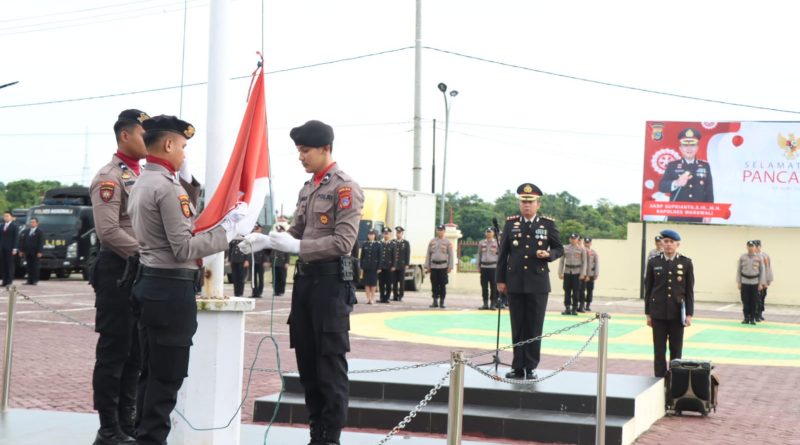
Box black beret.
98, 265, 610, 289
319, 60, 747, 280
516, 183, 543, 201
116, 109, 149, 126
395, 226, 404, 232
290, 120, 334, 147
678, 128, 701, 145
143, 115, 195, 139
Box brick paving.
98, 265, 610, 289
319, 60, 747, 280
1, 278, 799, 444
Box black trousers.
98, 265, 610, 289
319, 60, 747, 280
230, 262, 246, 297
740, 283, 759, 318
392, 267, 405, 300
584, 279, 595, 305
430, 268, 448, 301
759, 287, 767, 313
273, 264, 287, 295
508, 291, 548, 371
25, 253, 40, 284
91, 251, 140, 422
378, 269, 393, 301
132, 274, 198, 445
1, 248, 15, 285
651, 317, 684, 377
480, 268, 497, 305
562, 273, 581, 308
290, 273, 352, 431
253, 263, 264, 297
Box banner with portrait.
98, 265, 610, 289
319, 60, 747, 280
641, 121, 800, 227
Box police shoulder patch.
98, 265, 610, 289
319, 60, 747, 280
99, 181, 116, 203
338, 186, 353, 209
178, 194, 191, 218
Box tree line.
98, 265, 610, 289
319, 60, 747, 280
0, 179, 65, 212
436, 190, 640, 243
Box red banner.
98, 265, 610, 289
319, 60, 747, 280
643, 201, 732, 219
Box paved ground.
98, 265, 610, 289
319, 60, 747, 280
1, 277, 799, 444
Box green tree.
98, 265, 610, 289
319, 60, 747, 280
4, 179, 62, 210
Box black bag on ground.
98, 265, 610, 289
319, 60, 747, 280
666, 358, 719, 416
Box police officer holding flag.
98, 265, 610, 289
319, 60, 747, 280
241, 120, 364, 445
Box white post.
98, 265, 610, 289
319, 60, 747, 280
203, 0, 232, 299
170, 298, 255, 444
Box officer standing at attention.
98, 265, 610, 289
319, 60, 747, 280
228, 235, 249, 297
582, 237, 599, 312
754, 240, 772, 321
558, 233, 587, 315
250, 224, 266, 298
477, 227, 499, 310
647, 235, 664, 260
658, 128, 714, 222
425, 225, 453, 308
496, 183, 563, 380
128, 115, 241, 445
377, 227, 396, 303
89, 109, 149, 445
392, 226, 410, 301
268, 225, 291, 297
359, 229, 381, 304
737, 241, 765, 325
240, 119, 364, 445
644, 229, 694, 378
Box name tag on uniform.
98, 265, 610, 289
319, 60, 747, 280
654, 266, 663, 271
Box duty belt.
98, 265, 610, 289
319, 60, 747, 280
140, 265, 200, 282
740, 273, 759, 279
296, 260, 339, 276
431, 260, 447, 265
480, 262, 496, 266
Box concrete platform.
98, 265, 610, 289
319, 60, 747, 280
0, 408, 510, 445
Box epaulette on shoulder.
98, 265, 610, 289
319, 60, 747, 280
679, 253, 692, 262
506, 215, 521, 221
540, 214, 556, 222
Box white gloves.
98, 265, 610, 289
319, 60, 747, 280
270, 231, 301, 254
238, 233, 272, 254
179, 158, 193, 183
220, 203, 249, 242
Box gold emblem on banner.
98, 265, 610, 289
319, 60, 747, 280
777, 133, 800, 160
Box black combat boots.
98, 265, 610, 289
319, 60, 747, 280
93, 411, 135, 445
118, 404, 136, 438
429, 297, 439, 308
307, 422, 323, 445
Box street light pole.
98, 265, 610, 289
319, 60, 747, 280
438, 82, 458, 226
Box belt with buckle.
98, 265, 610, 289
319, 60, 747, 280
480, 262, 496, 266
140, 265, 199, 282
431, 260, 447, 265
296, 260, 339, 276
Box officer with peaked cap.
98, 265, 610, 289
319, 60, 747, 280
496, 183, 563, 380
648, 235, 664, 261
378, 227, 396, 303
644, 229, 694, 377
425, 224, 453, 308
737, 240, 765, 325
128, 115, 243, 445
392, 226, 410, 301
477, 226, 499, 310
89, 109, 149, 445
658, 128, 715, 222
239, 119, 364, 445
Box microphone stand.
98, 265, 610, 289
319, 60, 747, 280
476, 217, 512, 375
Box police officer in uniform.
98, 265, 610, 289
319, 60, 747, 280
241, 119, 364, 445
89, 109, 149, 445
425, 225, 453, 308
754, 240, 772, 321
250, 224, 266, 298
359, 229, 381, 304
644, 229, 694, 378
583, 237, 599, 312
377, 227, 396, 303
268, 224, 290, 296
228, 236, 249, 297
737, 241, 765, 325
128, 115, 240, 445
559, 233, 587, 315
392, 226, 410, 301
477, 227, 499, 310
658, 128, 714, 222
647, 235, 663, 260
496, 183, 563, 380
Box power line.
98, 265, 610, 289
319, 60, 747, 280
0, 0, 166, 23
423, 46, 800, 115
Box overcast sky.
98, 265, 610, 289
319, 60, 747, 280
2, 0, 799, 217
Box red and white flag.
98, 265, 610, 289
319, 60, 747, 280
194, 61, 269, 235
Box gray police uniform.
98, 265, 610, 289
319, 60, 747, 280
584, 247, 599, 310
378, 238, 395, 302
129, 161, 227, 445
392, 238, 410, 300
425, 236, 453, 307
558, 243, 587, 314
89, 152, 142, 440
496, 214, 564, 373
737, 253, 765, 324
286, 163, 364, 442
758, 250, 773, 319
644, 253, 694, 377
477, 237, 499, 309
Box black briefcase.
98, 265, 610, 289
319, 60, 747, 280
666, 359, 719, 416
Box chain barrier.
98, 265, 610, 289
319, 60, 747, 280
8, 290, 96, 332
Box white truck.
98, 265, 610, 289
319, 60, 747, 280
358, 188, 437, 291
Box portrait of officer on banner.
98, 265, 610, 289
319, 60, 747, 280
657, 128, 715, 222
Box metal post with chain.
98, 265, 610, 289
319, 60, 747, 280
1, 286, 18, 412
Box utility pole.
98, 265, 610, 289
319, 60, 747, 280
412, 0, 422, 191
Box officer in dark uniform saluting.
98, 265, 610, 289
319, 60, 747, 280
644, 229, 694, 378
240, 120, 364, 445
658, 128, 714, 223
128, 115, 241, 445
392, 226, 410, 301
89, 109, 149, 445
496, 183, 564, 380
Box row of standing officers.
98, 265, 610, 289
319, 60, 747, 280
358, 226, 410, 304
